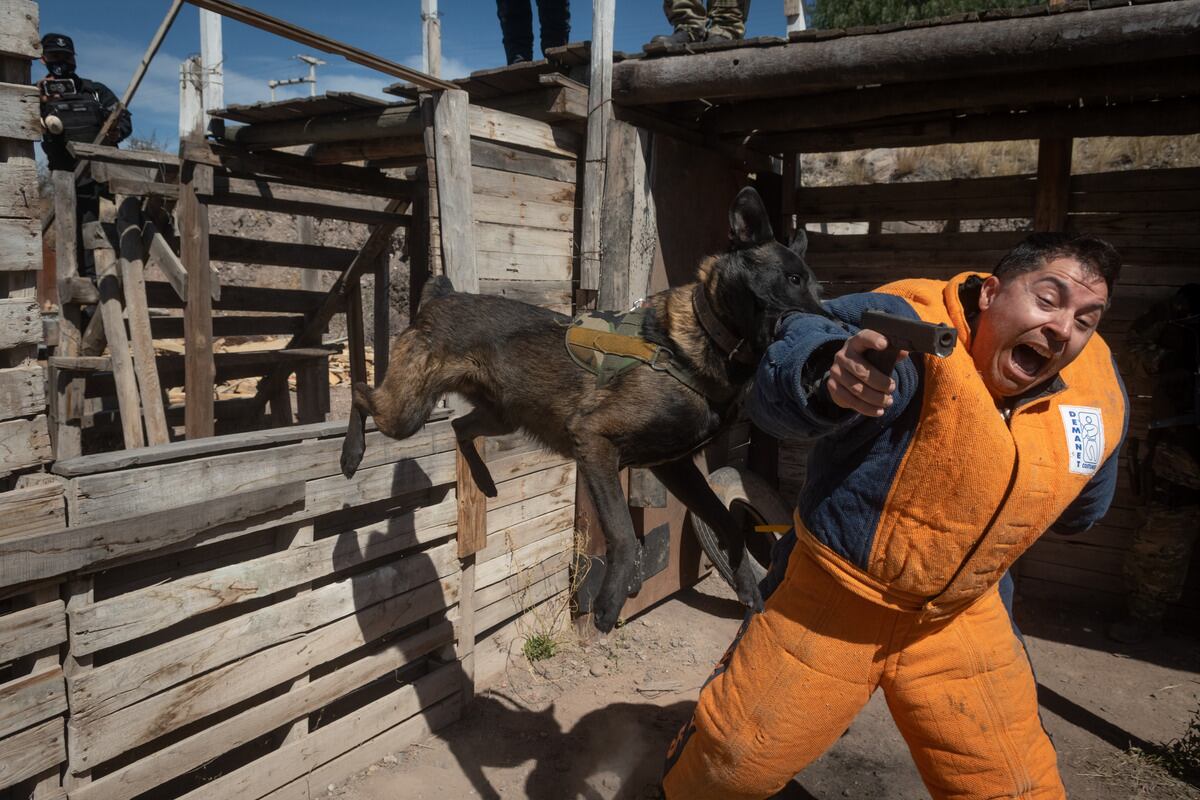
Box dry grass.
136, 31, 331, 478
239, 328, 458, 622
1077, 748, 1200, 800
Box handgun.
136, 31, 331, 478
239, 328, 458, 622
859, 309, 958, 375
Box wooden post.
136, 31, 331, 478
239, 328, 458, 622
579, 0, 615, 306
63, 576, 94, 792
117, 197, 170, 445
180, 160, 215, 438
598, 119, 655, 312
373, 253, 390, 386
26, 583, 64, 799
430, 89, 478, 294
275, 522, 315, 745
87, 213, 145, 450
781, 152, 799, 241
455, 436, 486, 701
1033, 138, 1073, 232
422, 0, 441, 77
51, 171, 83, 459
294, 358, 328, 424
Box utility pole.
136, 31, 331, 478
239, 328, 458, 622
422, 0, 441, 77
199, 9, 224, 123
267, 54, 326, 101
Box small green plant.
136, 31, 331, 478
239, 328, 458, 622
1157, 703, 1200, 782
522, 631, 557, 663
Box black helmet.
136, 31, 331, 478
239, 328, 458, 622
41, 33, 75, 57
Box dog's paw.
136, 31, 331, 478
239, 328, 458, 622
592, 593, 622, 633
340, 447, 362, 480
734, 559, 764, 613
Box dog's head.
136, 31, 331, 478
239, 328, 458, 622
705, 187, 823, 354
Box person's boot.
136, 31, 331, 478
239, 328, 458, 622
646, 26, 703, 49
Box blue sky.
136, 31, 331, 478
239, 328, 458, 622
37, 1, 790, 148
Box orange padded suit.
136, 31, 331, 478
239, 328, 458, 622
663, 273, 1127, 800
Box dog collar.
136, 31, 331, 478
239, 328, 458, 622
692, 285, 757, 365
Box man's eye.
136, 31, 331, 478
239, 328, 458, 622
1076, 316, 1098, 331
1037, 296, 1055, 308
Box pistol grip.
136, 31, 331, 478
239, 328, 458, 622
864, 345, 901, 377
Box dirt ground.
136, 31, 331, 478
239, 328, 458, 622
324, 572, 1199, 800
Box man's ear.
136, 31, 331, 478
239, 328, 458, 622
979, 275, 1002, 311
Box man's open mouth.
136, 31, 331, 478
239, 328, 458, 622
1010, 342, 1051, 378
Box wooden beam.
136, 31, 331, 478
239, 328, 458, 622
89, 212, 146, 450
373, 253, 390, 385
748, 99, 1200, 153
180, 160, 215, 439
50, 172, 83, 460
612, 1, 1200, 106
0, 484, 304, 588
706, 58, 1200, 135
186, 0, 455, 91
116, 197, 170, 445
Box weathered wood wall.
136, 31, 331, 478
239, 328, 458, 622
0, 2, 62, 798
777, 160, 1200, 618
0, 417, 573, 799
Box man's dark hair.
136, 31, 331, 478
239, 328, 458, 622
993, 232, 1122, 294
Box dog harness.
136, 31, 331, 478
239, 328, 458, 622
564, 287, 747, 406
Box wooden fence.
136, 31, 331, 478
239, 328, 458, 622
0, 418, 574, 799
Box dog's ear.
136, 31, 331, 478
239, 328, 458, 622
789, 227, 808, 259
729, 187, 774, 248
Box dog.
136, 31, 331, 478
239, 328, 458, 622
341, 187, 822, 632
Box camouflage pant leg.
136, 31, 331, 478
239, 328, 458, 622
662, 0, 706, 35
707, 0, 749, 38
1123, 504, 1200, 621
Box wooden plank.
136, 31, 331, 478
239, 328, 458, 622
181, 140, 418, 199
0, 156, 38, 218
470, 165, 575, 209
144, 223, 220, 302
117, 199, 169, 445
0, 600, 66, 663
0, 668, 67, 740
0, 0, 39, 59
151, 313, 304, 339
145, 280, 322, 313
489, 462, 576, 512
0, 297, 40, 349
0, 414, 50, 475
202, 175, 410, 226
89, 220, 145, 450
457, 438, 487, 558
470, 192, 574, 231
373, 253, 389, 385
476, 568, 569, 633
65, 141, 179, 169
478, 278, 572, 309
431, 90, 480, 294
1034, 138, 1073, 232
260, 695, 459, 800
0, 216, 39, 272
0, 364, 44, 420
67, 571, 461, 770
478, 84, 587, 123
470, 104, 580, 156
68, 495, 458, 654
476, 528, 572, 590
71, 622, 453, 800
175, 666, 461, 800
0, 81, 39, 141
180, 161, 215, 439
475, 551, 570, 609
467, 138, 576, 183
304, 449, 458, 515
479, 503, 576, 565
0, 481, 64, 539
208, 234, 358, 270
0, 718, 64, 792
0, 484, 304, 588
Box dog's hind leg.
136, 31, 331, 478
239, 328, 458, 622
341, 398, 368, 479
451, 403, 515, 498
651, 457, 764, 613
575, 436, 643, 633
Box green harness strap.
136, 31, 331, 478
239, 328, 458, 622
564, 309, 736, 405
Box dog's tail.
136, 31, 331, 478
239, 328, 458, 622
419, 275, 456, 309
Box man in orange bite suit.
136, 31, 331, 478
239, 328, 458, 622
664, 234, 1127, 800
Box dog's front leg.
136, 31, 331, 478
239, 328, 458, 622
341, 401, 368, 479
451, 404, 515, 498
652, 458, 764, 613
576, 437, 643, 633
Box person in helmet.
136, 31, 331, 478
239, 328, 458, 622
39, 32, 132, 171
